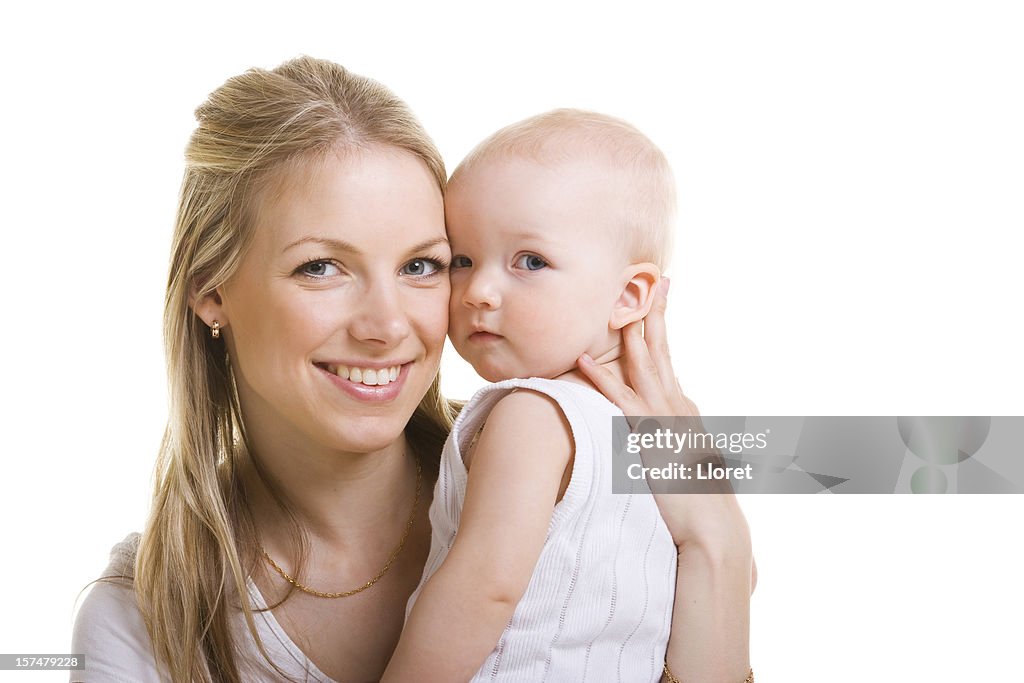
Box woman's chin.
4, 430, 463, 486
320, 418, 412, 456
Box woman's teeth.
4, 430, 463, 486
327, 364, 401, 386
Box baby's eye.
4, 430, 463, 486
451, 255, 473, 269
400, 258, 445, 277
298, 260, 342, 278
515, 254, 548, 271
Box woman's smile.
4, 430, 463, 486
314, 360, 411, 402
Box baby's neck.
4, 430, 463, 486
555, 345, 628, 390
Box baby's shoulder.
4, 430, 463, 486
486, 384, 573, 438
455, 379, 591, 467
466, 377, 594, 418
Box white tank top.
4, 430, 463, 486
407, 377, 677, 682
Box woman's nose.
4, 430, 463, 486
349, 282, 412, 346
461, 270, 501, 310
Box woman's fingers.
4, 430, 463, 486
577, 353, 641, 414
582, 276, 699, 419
644, 278, 679, 399
621, 320, 666, 413
642, 277, 700, 416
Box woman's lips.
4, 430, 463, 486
324, 363, 401, 385
315, 362, 409, 403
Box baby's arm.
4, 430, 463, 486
381, 389, 573, 683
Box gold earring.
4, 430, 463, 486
211, 321, 221, 339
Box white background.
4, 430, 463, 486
2, 1, 1022, 681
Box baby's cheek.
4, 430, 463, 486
447, 303, 465, 336
527, 303, 581, 339
520, 319, 577, 367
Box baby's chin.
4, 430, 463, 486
466, 362, 522, 383
472, 360, 578, 384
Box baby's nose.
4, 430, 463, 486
462, 272, 501, 309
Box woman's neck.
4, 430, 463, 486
240, 432, 418, 554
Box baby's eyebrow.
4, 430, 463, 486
505, 230, 556, 244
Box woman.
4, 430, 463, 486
72, 56, 752, 682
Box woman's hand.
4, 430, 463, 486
579, 277, 755, 682
576, 278, 752, 556
579, 279, 697, 420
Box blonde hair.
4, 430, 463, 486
132, 56, 458, 683
450, 108, 676, 270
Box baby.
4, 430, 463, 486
385, 110, 678, 682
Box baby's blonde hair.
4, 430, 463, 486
450, 108, 676, 270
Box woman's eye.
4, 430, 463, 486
451, 255, 473, 269
401, 258, 445, 277
299, 260, 341, 278
515, 254, 548, 271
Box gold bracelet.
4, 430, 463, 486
663, 663, 754, 683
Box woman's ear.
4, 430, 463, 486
609, 264, 660, 330
189, 285, 229, 333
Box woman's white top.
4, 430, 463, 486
70, 533, 340, 683
406, 377, 677, 682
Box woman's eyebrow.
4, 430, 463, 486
405, 237, 450, 255
283, 236, 360, 254
282, 236, 449, 255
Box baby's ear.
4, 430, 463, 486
609, 264, 660, 330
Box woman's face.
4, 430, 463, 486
208, 146, 450, 456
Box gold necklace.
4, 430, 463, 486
260, 457, 422, 599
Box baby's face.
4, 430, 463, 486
446, 155, 629, 382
